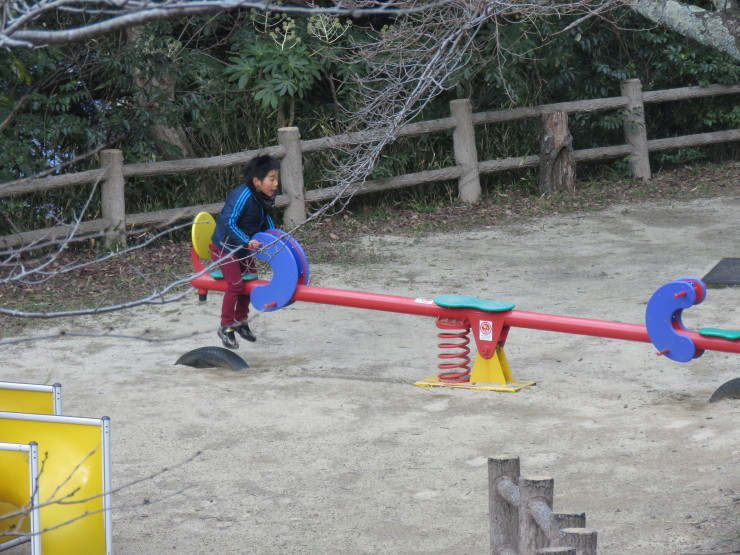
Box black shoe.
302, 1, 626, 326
235, 322, 256, 342
218, 327, 239, 349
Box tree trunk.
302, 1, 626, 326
127, 28, 195, 160
539, 111, 575, 194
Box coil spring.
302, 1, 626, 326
436, 317, 471, 383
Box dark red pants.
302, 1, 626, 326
210, 244, 257, 327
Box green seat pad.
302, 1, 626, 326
209, 270, 258, 281
434, 295, 515, 312
697, 327, 740, 340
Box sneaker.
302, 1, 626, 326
235, 322, 257, 343
218, 327, 239, 349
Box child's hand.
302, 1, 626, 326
248, 239, 261, 249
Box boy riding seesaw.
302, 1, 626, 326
208, 155, 280, 349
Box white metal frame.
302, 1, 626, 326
0, 441, 41, 554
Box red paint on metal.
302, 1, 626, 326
188, 274, 740, 356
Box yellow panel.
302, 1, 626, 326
0, 500, 26, 546
191, 212, 216, 260
0, 383, 58, 415
0, 415, 108, 554
0, 448, 32, 543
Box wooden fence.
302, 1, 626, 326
489, 455, 596, 555
1, 79, 738, 250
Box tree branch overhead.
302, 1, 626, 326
631, 0, 739, 60
2, 0, 448, 47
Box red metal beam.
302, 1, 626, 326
190, 275, 740, 355
288, 282, 740, 355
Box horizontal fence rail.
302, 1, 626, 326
1, 80, 738, 250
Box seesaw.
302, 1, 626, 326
190, 213, 740, 391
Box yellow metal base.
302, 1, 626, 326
414, 347, 536, 392
414, 376, 536, 392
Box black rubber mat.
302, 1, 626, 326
703, 258, 740, 286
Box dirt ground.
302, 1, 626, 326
2, 195, 739, 554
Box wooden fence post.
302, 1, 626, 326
553, 512, 586, 535
489, 456, 520, 555
558, 528, 597, 555
519, 476, 554, 554
451, 99, 481, 203
100, 149, 126, 247
621, 79, 652, 180
278, 127, 307, 228
539, 111, 575, 194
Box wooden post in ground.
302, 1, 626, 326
488, 456, 520, 555
553, 512, 586, 538
621, 79, 651, 180
519, 476, 555, 554
100, 149, 126, 247
278, 127, 306, 228
539, 110, 575, 194
558, 528, 597, 555
451, 99, 481, 203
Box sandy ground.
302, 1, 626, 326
2, 195, 739, 554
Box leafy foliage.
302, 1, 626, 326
223, 12, 359, 127
459, 9, 739, 178
1, 6, 737, 237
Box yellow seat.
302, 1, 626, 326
191, 211, 216, 260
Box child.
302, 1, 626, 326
209, 154, 280, 349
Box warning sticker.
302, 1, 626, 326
479, 320, 493, 341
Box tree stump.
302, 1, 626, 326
539, 111, 575, 194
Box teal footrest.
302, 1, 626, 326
434, 295, 515, 312
697, 327, 740, 340
209, 270, 258, 281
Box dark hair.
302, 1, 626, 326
244, 154, 280, 184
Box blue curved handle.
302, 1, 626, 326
250, 231, 309, 312
645, 277, 706, 362
264, 230, 310, 287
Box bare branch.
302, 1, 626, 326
0, 231, 282, 334
631, 0, 740, 60
2, 0, 450, 47
2, 450, 202, 540
0, 142, 114, 187
302, 0, 625, 224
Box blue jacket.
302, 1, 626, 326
211, 183, 275, 254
